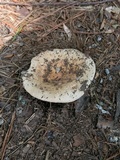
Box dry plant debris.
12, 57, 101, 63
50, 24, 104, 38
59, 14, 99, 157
0, 0, 120, 159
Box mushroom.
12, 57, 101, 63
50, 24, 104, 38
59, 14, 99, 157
22, 49, 96, 103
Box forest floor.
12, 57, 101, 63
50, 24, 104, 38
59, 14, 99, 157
0, 0, 120, 160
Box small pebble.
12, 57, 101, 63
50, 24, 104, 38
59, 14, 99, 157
105, 68, 110, 75
97, 35, 102, 42
100, 78, 103, 84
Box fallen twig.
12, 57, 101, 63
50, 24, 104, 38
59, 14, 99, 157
0, 87, 19, 113
1, 111, 16, 160
45, 150, 50, 160
74, 30, 106, 35
38, 12, 84, 40
0, 0, 116, 7
106, 151, 120, 160
6, 126, 46, 157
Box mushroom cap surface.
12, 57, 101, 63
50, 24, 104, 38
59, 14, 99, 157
22, 49, 96, 103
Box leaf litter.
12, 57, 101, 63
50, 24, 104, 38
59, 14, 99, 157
0, 0, 120, 160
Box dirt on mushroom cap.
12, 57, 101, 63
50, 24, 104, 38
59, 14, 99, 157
22, 49, 96, 103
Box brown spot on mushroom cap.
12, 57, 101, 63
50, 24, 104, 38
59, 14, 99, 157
22, 49, 96, 103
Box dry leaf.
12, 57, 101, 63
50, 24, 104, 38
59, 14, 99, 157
3, 36, 12, 43
105, 29, 115, 34
105, 6, 120, 14
100, 7, 104, 22
97, 115, 113, 129
100, 19, 106, 30
112, 24, 120, 29
63, 23, 72, 41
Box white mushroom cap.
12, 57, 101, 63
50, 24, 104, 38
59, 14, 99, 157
22, 49, 96, 103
